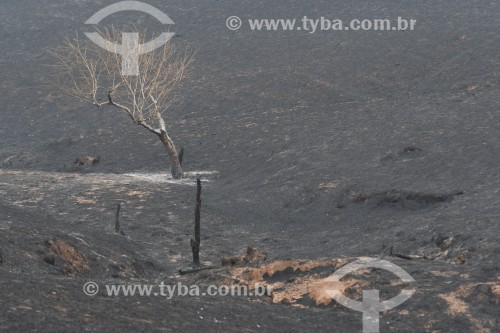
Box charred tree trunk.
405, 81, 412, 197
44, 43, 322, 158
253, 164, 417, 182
114, 203, 125, 236
190, 178, 202, 266
158, 130, 183, 179
115, 203, 121, 233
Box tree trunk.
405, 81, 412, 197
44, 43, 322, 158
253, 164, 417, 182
158, 130, 183, 179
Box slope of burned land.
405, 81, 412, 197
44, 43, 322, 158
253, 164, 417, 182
1, 0, 500, 332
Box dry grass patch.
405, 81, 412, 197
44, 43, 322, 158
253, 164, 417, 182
73, 197, 97, 205
44, 238, 89, 275
230, 258, 349, 307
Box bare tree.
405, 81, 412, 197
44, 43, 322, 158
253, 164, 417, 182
50, 28, 193, 179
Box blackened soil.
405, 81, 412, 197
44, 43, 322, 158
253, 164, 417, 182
1, 0, 500, 332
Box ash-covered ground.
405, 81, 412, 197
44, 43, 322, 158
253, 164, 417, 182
0, 1, 499, 332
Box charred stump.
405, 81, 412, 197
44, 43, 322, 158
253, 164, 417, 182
115, 203, 125, 236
